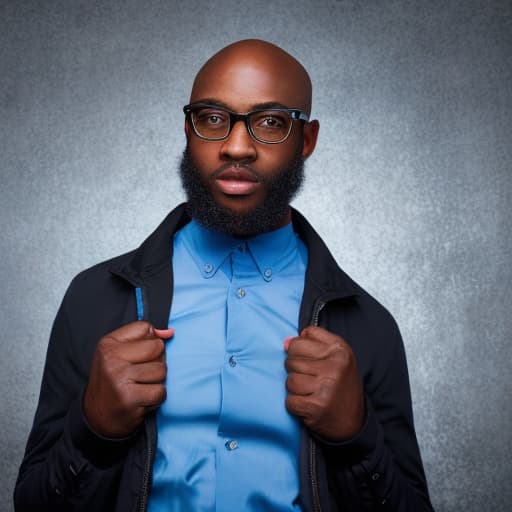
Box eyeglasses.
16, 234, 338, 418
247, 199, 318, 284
183, 103, 309, 144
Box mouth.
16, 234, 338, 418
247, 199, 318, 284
214, 165, 261, 196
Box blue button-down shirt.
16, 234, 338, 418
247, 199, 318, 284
148, 219, 307, 512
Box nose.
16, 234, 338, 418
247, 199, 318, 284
219, 119, 257, 162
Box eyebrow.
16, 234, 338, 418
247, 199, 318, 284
192, 98, 294, 111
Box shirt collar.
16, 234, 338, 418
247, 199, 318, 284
180, 219, 300, 280
245, 223, 300, 281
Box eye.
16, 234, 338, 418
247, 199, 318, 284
253, 112, 288, 130
262, 116, 283, 128
206, 114, 222, 125
195, 108, 229, 126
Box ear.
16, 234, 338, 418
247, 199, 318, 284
301, 120, 320, 159
184, 118, 192, 138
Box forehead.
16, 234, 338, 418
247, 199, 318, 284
190, 55, 309, 112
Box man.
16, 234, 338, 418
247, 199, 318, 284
15, 39, 434, 511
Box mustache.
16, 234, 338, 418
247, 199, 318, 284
210, 161, 263, 182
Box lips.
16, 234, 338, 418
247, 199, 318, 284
214, 166, 261, 196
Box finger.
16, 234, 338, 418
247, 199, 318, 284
285, 356, 321, 376
154, 327, 175, 340
286, 373, 318, 395
287, 336, 341, 360
300, 326, 348, 346
285, 394, 320, 420
128, 360, 167, 384
284, 336, 295, 351
107, 321, 155, 343
116, 337, 165, 363
130, 383, 167, 408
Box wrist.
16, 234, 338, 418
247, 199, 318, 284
67, 392, 139, 466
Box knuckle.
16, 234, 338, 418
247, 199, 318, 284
318, 378, 336, 401
149, 338, 165, 358
285, 375, 296, 392
97, 335, 117, 353
301, 326, 314, 338
133, 320, 151, 331
331, 344, 351, 365
130, 320, 153, 339
152, 385, 166, 405
116, 388, 134, 412
285, 394, 296, 412
306, 397, 322, 416
101, 358, 119, 377
155, 361, 167, 381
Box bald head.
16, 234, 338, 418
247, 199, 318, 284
190, 39, 313, 115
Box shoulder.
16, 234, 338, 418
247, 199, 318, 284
64, 250, 137, 304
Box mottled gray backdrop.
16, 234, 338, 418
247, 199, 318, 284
1, 1, 511, 510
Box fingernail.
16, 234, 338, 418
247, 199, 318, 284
284, 336, 293, 351
154, 327, 174, 340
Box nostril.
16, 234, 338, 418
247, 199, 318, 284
220, 125, 258, 160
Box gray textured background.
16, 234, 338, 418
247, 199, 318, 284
1, 1, 511, 510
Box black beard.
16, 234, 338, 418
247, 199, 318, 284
179, 146, 305, 237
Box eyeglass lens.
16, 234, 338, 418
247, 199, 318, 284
191, 107, 293, 143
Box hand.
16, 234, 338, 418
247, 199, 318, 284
285, 326, 365, 441
83, 321, 174, 438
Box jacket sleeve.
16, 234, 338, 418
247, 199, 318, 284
319, 323, 434, 511
14, 287, 135, 511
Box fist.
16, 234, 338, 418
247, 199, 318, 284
83, 321, 174, 438
285, 326, 364, 441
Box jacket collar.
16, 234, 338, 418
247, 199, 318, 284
291, 208, 359, 302
110, 203, 358, 302
110, 203, 190, 285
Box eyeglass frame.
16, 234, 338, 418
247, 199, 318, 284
183, 102, 310, 144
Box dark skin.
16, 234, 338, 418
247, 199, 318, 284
84, 322, 173, 437
83, 39, 364, 442
185, 40, 318, 225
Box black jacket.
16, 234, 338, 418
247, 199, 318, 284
15, 204, 434, 511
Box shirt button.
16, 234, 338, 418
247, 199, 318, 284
225, 440, 238, 451
264, 268, 272, 278
228, 355, 237, 367
372, 473, 380, 481
204, 263, 213, 273
236, 287, 246, 298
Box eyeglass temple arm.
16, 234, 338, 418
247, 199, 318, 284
292, 111, 310, 122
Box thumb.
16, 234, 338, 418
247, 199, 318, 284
154, 327, 175, 340
284, 336, 294, 351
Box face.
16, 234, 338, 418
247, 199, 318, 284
181, 44, 319, 236
179, 144, 304, 237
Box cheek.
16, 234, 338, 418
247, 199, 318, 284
187, 139, 222, 171
260, 140, 302, 171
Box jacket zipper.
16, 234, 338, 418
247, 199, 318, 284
138, 419, 154, 512
309, 298, 326, 512
135, 285, 153, 512
137, 290, 329, 512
